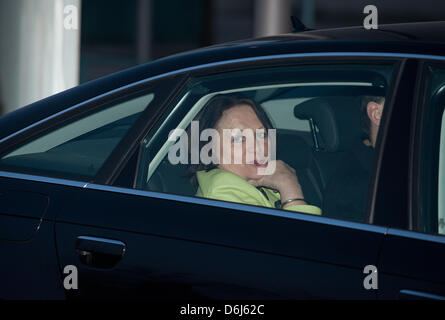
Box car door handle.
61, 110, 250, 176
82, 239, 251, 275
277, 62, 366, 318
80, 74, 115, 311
399, 289, 445, 300
75, 236, 126, 269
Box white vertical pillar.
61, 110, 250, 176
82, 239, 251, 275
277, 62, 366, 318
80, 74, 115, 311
254, 0, 292, 37
0, 0, 81, 115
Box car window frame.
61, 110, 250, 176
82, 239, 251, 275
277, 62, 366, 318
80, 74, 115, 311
115, 54, 405, 227
0, 75, 186, 183
368, 58, 419, 231
412, 60, 445, 237
0, 52, 433, 232
439, 111, 445, 235
94, 74, 189, 185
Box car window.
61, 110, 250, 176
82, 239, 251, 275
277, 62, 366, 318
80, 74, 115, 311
0, 92, 155, 181
132, 63, 396, 223
419, 65, 445, 236
261, 98, 311, 132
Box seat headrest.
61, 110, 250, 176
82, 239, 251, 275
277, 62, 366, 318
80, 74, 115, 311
277, 133, 311, 169
294, 97, 363, 152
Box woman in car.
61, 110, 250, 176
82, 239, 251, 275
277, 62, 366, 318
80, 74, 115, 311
188, 94, 321, 215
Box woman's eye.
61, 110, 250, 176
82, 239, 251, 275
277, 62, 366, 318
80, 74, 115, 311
232, 135, 244, 143
256, 131, 267, 139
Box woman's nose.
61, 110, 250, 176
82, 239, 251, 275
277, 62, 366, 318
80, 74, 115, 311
247, 137, 257, 153
255, 138, 268, 157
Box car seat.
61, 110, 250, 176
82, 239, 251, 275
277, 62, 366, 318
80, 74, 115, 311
294, 97, 364, 203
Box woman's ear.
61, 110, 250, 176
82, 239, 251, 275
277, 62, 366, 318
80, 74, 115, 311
366, 101, 383, 127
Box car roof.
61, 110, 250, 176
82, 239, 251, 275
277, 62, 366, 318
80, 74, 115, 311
214, 21, 445, 46
1, 21, 445, 141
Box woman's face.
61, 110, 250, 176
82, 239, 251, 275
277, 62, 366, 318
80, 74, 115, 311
214, 104, 269, 181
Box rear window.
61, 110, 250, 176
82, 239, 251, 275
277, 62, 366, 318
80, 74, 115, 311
0, 92, 155, 180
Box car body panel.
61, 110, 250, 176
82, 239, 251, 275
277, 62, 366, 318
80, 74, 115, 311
55, 184, 385, 299
0, 175, 82, 299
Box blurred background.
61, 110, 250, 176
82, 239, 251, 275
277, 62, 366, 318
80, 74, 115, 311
0, 0, 444, 115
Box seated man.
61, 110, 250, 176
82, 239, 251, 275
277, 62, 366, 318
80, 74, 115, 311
322, 95, 384, 222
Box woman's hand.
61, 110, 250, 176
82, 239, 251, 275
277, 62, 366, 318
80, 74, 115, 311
248, 160, 306, 207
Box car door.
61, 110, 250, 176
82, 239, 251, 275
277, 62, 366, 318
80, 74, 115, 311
0, 174, 82, 299
0, 75, 180, 299
376, 59, 445, 299
54, 54, 406, 299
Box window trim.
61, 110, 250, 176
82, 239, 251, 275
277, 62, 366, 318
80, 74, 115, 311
413, 61, 445, 236
95, 74, 189, 185
137, 57, 402, 225
439, 111, 445, 234
411, 61, 432, 233
0, 168, 388, 235
0, 76, 185, 183
0, 77, 183, 156
368, 58, 417, 230
3, 168, 445, 246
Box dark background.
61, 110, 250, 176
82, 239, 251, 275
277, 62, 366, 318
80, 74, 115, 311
1, 0, 444, 115
79, 0, 445, 82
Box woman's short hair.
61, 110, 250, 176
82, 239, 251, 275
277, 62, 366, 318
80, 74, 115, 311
186, 93, 274, 184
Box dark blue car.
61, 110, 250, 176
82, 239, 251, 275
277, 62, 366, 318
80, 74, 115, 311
1, 21, 445, 299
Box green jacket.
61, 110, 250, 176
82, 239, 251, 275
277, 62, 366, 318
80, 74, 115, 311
196, 169, 321, 216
